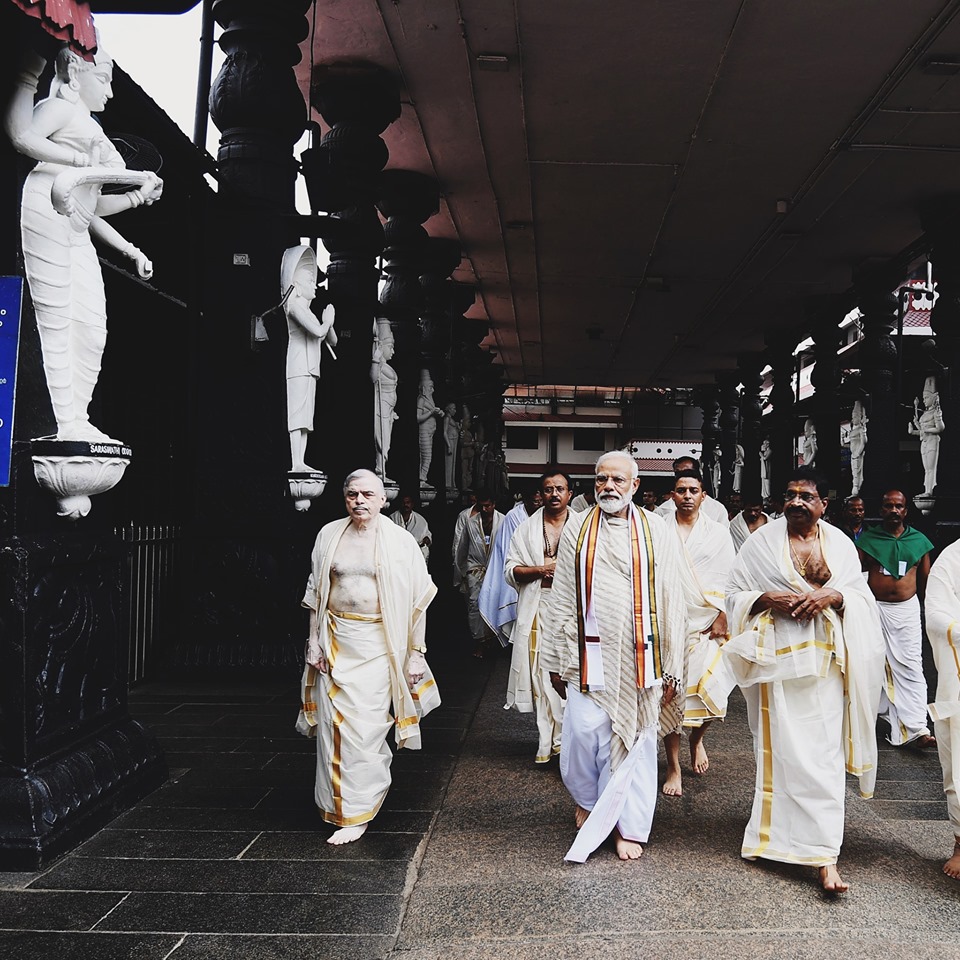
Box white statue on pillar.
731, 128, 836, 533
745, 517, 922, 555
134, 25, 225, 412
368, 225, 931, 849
416, 369, 443, 486
442, 402, 460, 493
281, 246, 336, 473
802, 418, 817, 467
760, 437, 772, 500
711, 446, 722, 497
6, 44, 163, 443
731, 443, 744, 492
849, 400, 868, 496
908, 375, 945, 497
371, 319, 398, 484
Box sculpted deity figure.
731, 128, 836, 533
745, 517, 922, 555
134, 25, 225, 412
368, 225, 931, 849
802, 418, 817, 467
460, 404, 477, 491
281, 246, 337, 473
760, 437, 772, 500
711, 446, 722, 497
7, 44, 163, 442
848, 400, 868, 496
371, 319, 399, 483
731, 443, 745, 492
416, 369, 443, 485
442, 402, 460, 491
908, 376, 945, 496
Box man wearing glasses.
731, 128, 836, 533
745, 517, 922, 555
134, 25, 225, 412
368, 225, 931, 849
700, 466, 884, 893
297, 469, 440, 844
542, 451, 685, 863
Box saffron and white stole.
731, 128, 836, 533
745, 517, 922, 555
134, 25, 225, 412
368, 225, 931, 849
574, 505, 661, 693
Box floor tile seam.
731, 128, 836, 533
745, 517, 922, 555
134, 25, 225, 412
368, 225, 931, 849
161, 933, 189, 959
385, 656, 500, 960
27, 889, 404, 898
86, 891, 132, 931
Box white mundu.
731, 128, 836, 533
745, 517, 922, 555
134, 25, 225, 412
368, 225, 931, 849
926, 541, 960, 840
504, 506, 566, 763
456, 507, 505, 641
667, 512, 735, 727
297, 517, 440, 829
657, 494, 729, 527
729, 511, 768, 553
701, 518, 884, 867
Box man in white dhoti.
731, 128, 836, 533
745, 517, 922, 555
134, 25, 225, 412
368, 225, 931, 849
391, 492, 432, 564
297, 469, 440, 844
924, 538, 960, 878
662, 470, 735, 796
700, 466, 884, 893
857, 489, 935, 748
729, 498, 769, 553
542, 451, 684, 862
451, 491, 477, 588
478, 489, 540, 646
455, 489, 504, 657
504, 471, 576, 763
656, 456, 729, 527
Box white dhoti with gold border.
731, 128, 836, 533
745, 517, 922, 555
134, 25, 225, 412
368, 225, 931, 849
876, 595, 931, 745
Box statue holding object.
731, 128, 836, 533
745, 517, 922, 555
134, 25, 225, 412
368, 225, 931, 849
908, 375, 945, 497
416, 369, 443, 486
371, 319, 399, 484
849, 400, 868, 496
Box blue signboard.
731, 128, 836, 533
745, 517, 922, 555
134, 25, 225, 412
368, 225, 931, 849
0, 277, 23, 487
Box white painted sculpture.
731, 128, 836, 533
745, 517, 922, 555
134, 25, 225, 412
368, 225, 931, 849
760, 437, 772, 500
802, 418, 817, 467
281, 245, 336, 473
371, 319, 398, 483
908, 375, 945, 496
849, 400, 868, 496
442, 402, 460, 492
6, 44, 162, 443
711, 447, 722, 496
460, 404, 476, 491
731, 443, 744, 492
416, 369, 443, 485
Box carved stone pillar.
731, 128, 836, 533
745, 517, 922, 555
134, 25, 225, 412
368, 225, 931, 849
856, 284, 900, 500
376, 171, 440, 495
310, 63, 400, 486
766, 335, 799, 501
809, 309, 843, 497
920, 198, 960, 527
695, 386, 721, 498
738, 354, 765, 504
717, 373, 741, 504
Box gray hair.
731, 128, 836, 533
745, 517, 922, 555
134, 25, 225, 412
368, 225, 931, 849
342, 469, 385, 496
595, 450, 639, 481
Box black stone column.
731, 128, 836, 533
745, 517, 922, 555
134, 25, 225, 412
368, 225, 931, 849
376, 171, 440, 494
809, 310, 842, 497
857, 284, 900, 500
717, 373, 741, 504
695, 386, 721, 498
766, 335, 799, 500
738, 354, 765, 504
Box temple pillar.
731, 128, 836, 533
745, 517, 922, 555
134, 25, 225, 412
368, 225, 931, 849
737, 354, 765, 504
856, 283, 900, 500
766, 335, 799, 501
717, 373, 741, 504
376, 171, 440, 495
695, 386, 721, 498
809, 308, 843, 496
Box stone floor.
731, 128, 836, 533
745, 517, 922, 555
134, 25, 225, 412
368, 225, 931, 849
0, 614, 957, 959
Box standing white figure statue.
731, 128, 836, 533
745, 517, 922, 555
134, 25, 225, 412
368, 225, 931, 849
442, 402, 460, 491
711, 447, 722, 496
908, 376, 945, 496
460, 405, 477, 491
7, 44, 163, 442
416, 369, 443, 485
281, 246, 336, 473
371, 319, 398, 483
849, 400, 868, 496
760, 437, 772, 500
802, 418, 817, 467
731, 443, 744, 492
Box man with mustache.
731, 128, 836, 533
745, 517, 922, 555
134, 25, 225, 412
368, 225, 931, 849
656, 456, 730, 527
542, 451, 685, 862
701, 466, 884, 893
504, 470, 577, 764
297, 469, 440, 844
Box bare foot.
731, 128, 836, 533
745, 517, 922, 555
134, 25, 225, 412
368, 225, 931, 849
818, 863, 848, 894
908, 734, 937, 750
690, 737, 709, 775
662, 768, 682, 796
575, 805, 590, 829
614, 830, 644, 860
944, 841, 960, 879
327, 824, 367, 845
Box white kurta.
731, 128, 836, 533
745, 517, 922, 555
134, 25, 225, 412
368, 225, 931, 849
925, 540, 960, 837
456, 509, 505, 641
503, 507, 568, 762
667, 512, 736, 729
297, 516, 440, 827
729, 512, 769, 553
657, 495, 730, 527
478, 501, 527, 645
702, 517, 884, 866
390, 508, 432, 563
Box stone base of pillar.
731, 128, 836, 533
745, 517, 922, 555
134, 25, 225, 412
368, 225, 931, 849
0, 535, 168, 871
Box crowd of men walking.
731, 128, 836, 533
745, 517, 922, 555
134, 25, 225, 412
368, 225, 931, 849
295, 455, 960, 896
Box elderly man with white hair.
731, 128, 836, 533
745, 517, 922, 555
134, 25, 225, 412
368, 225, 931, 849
297, 469, 440, 844
542, 450, 685, 863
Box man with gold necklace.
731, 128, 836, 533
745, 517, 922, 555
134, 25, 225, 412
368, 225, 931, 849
700, 466, 884, 893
